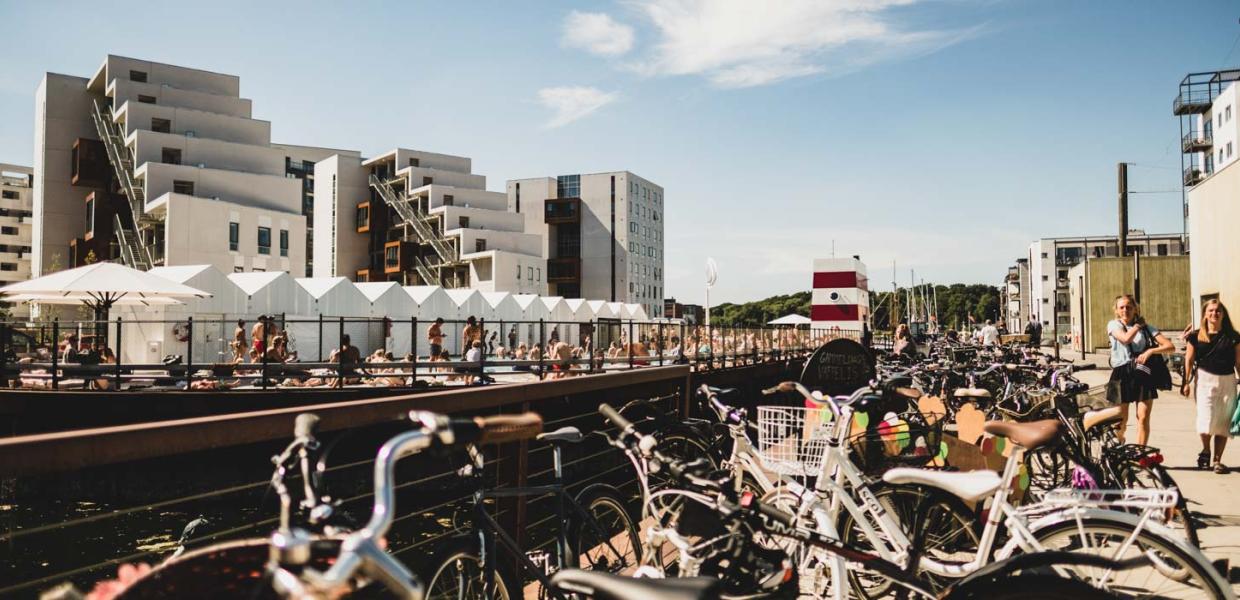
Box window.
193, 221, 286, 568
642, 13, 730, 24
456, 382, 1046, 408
279, 230, 289, 257
536, 268, 540, 281
1228, 106, 1232, 121
355, 204, 370, 231
1157, 243, 1168, 256
1, 191, 16, 200
422, 176, 433, 186
517, 265, 521, 279
1219, 114, 1223, 129
1041, 275, 1048, 281
151, 118, 171, 133
1221, 148, 1225, 163
1229, 142, 1233, 158
84, 197, 95, 234
630, 222, 638, 233
161, 148, 182, 165
527, 266, 533, 280
234, 266, 244, 273
556, 174, 580, 198
1, 226, 16, 236
384, 245, 398, 269
0, 263, 16, 272
229, 222, 239, 251
409, 157, 420, 167
459, 216, 470, 228
475, 239, 486, 252
129, 70, 147, 82
172, 180, 194, 195
1040, 252, 1047, 258
137, 94, 156, 104
257, 226, 271, 255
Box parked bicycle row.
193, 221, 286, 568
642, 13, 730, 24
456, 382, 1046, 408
57, 358, 1232, 598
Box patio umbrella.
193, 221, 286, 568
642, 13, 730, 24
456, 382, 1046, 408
0, 262, 211, 344
767, 314, 811, 326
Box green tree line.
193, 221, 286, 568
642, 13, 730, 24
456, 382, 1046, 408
709, 284, 1001, 331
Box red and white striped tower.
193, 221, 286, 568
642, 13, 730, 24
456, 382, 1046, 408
811, 257, 870, 332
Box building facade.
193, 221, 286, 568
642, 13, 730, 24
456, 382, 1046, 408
1176, 70, 1240, 323
1020, 232, 1186, 338
33, 55, 350, 279
0, 164, 34, 286
314, 148, 546, 294
507, 172, 664, 316
664, 297, 704, 324
1068, 256, 1191, 351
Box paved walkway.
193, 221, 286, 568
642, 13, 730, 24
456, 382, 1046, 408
1055, 348, 1240, 589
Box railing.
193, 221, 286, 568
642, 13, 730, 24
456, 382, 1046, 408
1182, 130, 1212, 152
1184, 165, 1204, 186
1173, 90, 1214, 115
410, 254, 437, 285
91, 98, 155, 269
368, 175, 456, 266
112, 214, 149, 270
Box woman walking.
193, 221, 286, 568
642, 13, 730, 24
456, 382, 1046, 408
1108, 295, 1174, 447
1181, 299, 1240, 474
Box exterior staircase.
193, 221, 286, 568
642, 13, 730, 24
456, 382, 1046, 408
90, 98, 155, 270
368, 174, 458, 266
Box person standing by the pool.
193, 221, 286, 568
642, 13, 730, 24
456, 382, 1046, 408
1181, 298, 1240, 474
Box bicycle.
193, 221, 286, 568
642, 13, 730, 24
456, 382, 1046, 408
420, 424, 641, 600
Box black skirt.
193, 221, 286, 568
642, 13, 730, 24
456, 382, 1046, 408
1107, 365, 1158, 404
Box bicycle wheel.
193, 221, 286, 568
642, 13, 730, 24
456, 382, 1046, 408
1028, 516, 1228, 599
838, 483, 981, 598
420, 536, 516, 600
656, 428, 716, 468
570, 485, 642, 576
946, 573, 1121, 600
1114, 461, 1201, 547
1023, 445, 1073, 501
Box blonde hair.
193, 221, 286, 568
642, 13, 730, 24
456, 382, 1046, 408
1198, 298, 1237, 343
1113, 294, 1140, 321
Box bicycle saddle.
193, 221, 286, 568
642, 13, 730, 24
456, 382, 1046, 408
1081, 406, 1122, 432
882, 468, 1001, 503
982, 419, 1060, 450
953, 387, 992, 398
551, 570, 721, 600
538, 426, 584, 444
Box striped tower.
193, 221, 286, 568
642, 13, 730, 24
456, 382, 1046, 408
811, 258, 870, 332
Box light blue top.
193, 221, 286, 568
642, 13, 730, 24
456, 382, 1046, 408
1107, 319, 1160, 368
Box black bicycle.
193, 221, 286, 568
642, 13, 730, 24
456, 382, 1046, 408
420, 425, 641, 600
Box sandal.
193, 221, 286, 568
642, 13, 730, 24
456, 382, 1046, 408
1214, 462, 1229, 475
1198, 451, 1211, 469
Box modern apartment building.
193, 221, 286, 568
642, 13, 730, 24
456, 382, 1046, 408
1020, 232, 1186, 336
33, 55, 350, 278
1175, 70, 1240, 322
314, 148, 546, 293
1000, 259, 1027, 332
0, 164, 34, 285
507, 172, 665, 317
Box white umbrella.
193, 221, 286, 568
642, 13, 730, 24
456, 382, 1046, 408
767, 314, 811, 326
0, 262, 210, 309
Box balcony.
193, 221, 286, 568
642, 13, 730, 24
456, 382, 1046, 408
71, 138, 109, 187
383, 240, 412, 274
547, 257, 581, 283
1182, 130, 1212, 153
1184, 166, 1205, 187
1173, 91, 1213, 115
544, 198, 580, 224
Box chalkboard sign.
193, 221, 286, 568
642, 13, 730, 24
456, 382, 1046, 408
800, 338, 876, 396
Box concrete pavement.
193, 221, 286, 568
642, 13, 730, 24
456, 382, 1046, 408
1054, 348, 1240, 590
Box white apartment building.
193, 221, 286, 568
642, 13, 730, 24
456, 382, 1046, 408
0, 164, 34, 285
1176, 70, 1240, 322
507, 172, 665, 317
314, 148, 545, 293
33, 55, 350, 278
1022, 232, 1185, 336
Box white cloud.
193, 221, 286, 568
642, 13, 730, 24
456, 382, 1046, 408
622, 0, 979, 88
562, 11, 636, 57
537, 86, 619, 128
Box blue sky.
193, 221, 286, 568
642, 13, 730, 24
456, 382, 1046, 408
0, 0, 1235, 304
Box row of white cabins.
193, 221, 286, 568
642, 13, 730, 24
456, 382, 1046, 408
101, 264, 652, 366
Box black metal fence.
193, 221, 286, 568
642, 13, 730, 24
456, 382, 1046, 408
0, 361, 802, 597
0, 316, 858, 392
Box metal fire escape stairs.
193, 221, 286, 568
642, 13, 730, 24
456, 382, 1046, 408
368, 174, 459, 285
90, 98, 157, 270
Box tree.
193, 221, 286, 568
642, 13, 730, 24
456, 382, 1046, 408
709, 284, 1000, 331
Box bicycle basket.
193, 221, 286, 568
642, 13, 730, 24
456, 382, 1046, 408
755, 406, 836, 478
847, 409, 944, 475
